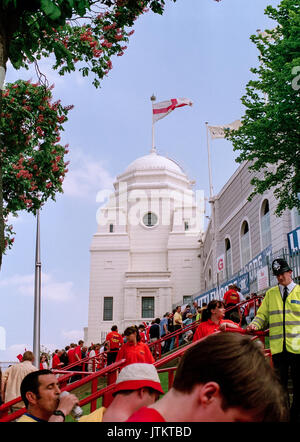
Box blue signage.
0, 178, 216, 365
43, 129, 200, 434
288, 227, 300, 254
194, 272, 250, 306
218, 272, 250, 299
239, 245, 272, 284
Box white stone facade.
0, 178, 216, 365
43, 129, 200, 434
200, 161, 299, 295
87, 150, 204, 344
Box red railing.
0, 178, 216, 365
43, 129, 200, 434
0, 296, 267, 422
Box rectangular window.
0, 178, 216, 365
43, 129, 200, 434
142, 297, 154, 318
241, 231, 251, 267
184, 221, 189, 231
103, 297, 113, 321
225, 248, 233, 279
109, 224, 114, 233
261, 212, 271, 249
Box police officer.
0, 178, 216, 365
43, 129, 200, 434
247, 258, 300, 422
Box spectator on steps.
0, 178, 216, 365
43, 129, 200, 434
127, 333, 289, 422
105, 326, 124, 366
193, 300, 242, 342
79, 363, 163, 422
1, 351, 37, 410
116, 326, 154, 368
17, 370, 79, 422
149, 318, 161, 356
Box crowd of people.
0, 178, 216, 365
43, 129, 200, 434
1, 258, 299, 423
0, 286, 273, 413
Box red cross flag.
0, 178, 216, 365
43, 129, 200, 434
152, 98, 193, 123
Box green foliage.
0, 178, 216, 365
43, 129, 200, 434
0, 0, 181, 262
226, 0, 300, 216
1, 79, 73, 251
0, 0, 177, 87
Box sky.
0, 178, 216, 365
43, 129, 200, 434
0, 0, 281, 363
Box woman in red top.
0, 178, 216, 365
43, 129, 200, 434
116, 326, 154, 368
193, 300, 242, 342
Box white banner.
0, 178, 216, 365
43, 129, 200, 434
208, 119, 242, 139
257, 265, 269, 291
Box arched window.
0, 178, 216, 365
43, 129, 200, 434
261, 200, 271, 249
241, 221, 251, 267
208, 268, 212, 287
225, 238, 233, 279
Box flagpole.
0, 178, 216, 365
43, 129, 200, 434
205, 122, 214, 198
33, 208, 41, 368
150, 94, 156, 153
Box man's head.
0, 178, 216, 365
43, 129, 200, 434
78, 340, 84, 347
21, 370, 61, 418
272, 259, 292, 286
172, 332, 288, 422
113, 363, 163, 407
22, 351, 34, 363
176, 306, 181, 313
232, 284, 241, 292
111, 325, 118, 332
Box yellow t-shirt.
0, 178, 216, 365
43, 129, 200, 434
17, 413, 47, 422
78, 407, 106, 422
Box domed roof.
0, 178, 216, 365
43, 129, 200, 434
124, 151, 184, 175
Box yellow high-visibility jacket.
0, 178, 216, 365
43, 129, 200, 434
251, 285, 300, 355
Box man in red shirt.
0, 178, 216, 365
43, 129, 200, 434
74, 340, 83, 364
51, 350, 64, 370
223, 284, 241, 323
105, 326, 124, 365
67, 344, 76, 364
223, 284, 240, 306
127, 332, 288, 422
70, 340, 84, 382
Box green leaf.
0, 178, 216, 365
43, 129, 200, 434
40, 0, 61, 20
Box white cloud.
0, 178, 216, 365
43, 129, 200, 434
61, 329, 84, 342
7, 213, 25, 225
0, 344, 30, 365
0, 272, 75, 303
0, 343, 59, 366
63, 148, 115, 201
